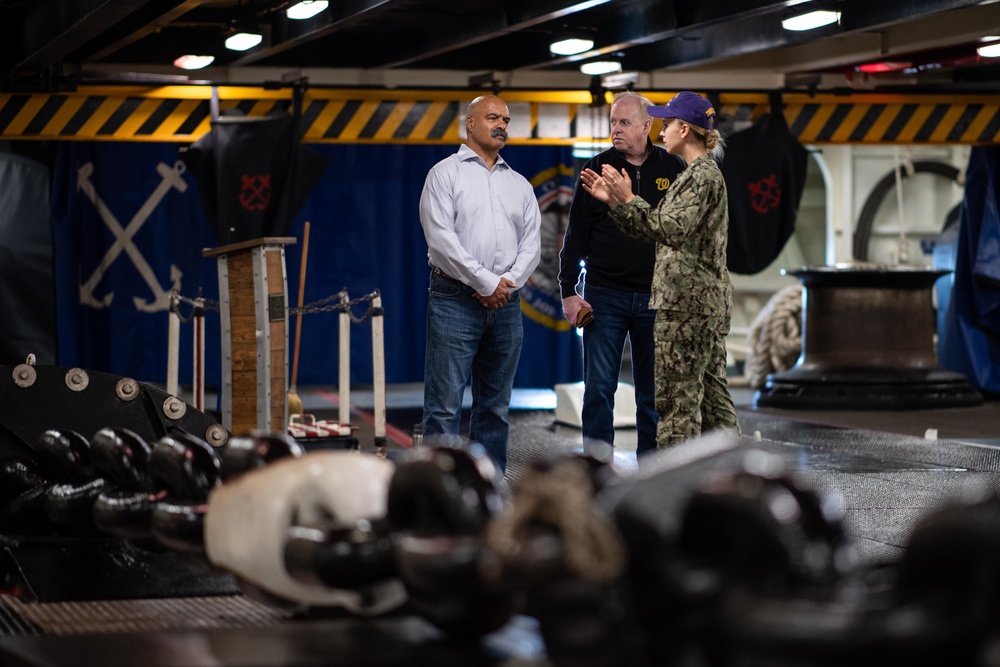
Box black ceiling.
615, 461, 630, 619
1, 0, 999, 93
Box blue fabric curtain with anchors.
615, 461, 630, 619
50, 141, 582, 390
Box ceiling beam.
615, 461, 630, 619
14, 0, 164, 72
231, 0, 400, 66
380, 0, 619, 68
631, 0, 998, 74
236, 0, 619, 69
346, 0, 673, 72
839, 0, 986, 30
82, 1, 211, 63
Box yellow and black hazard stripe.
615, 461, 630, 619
790, 100, 1000, 144
0, 88, 470, 143
715, 93, 1000, 145
0, 92, 214, 141
298, 98, 462, 142
2, 87, 999, 145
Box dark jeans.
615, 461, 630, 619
581, 283, 658, 455
422, 271, 523, 473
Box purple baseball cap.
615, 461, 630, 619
647, 91, 716, 130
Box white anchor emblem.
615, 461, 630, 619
76, 160, 186, 312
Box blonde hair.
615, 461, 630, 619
678, 120, 725, 161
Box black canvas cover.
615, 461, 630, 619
722, 103, 808, 275
184, 111, 327, 245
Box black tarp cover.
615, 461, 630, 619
183, 110, 328, 246
722, 101, 809, 275
0, 152, 57, 364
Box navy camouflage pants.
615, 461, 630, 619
653, 310, 740, 448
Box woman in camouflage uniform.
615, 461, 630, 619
579, 91, 740, 450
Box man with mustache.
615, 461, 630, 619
419, 95, 542, 474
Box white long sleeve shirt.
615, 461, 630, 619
419, 144, 541, 296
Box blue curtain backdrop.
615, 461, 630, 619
51, 143, 222, 386
50, 141, 582, 390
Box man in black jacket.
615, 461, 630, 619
558, 91, 684, 456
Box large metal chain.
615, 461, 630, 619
171, 292, 219, 324
295, 288, 382, 323
170, 288, 381, 324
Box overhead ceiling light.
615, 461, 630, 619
286, 1, 329, 20
225, 32, 262, 51
580, 61, 622, 76
980, 43, 1000, 58
173, 55, 215, 70
781, 10, 840, 31
550, 38, 594, 56
979, 37, 1000, 58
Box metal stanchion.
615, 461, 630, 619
338, 292, 351, 428
192, 291, 205, 413
371, 294, 386, 455
167, 292, 181, 397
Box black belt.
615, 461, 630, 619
431, 266, 461, 283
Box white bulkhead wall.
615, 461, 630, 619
728, 143, 970, 375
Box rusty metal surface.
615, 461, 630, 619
801, 285, 938, 369
758, 267, 981, 409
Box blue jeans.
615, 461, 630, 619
423, 271, 523, 473
581, 283, 658, 455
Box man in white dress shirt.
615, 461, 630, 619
418, 95, 542, 473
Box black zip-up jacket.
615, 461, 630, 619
558, 140, 685, 298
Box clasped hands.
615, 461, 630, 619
580, 164, 635, 207
476, 277, 517, 309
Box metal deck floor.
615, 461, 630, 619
500, 388, 1000, 565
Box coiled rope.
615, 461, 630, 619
745, 284, 803, 388
483, 459, 626, 584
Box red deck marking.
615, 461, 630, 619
312, 389, 413, 448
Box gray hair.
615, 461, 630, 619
611, 90, 653, 120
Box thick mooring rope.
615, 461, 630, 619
745, 284, 803, 389
483, 459, 626, 584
